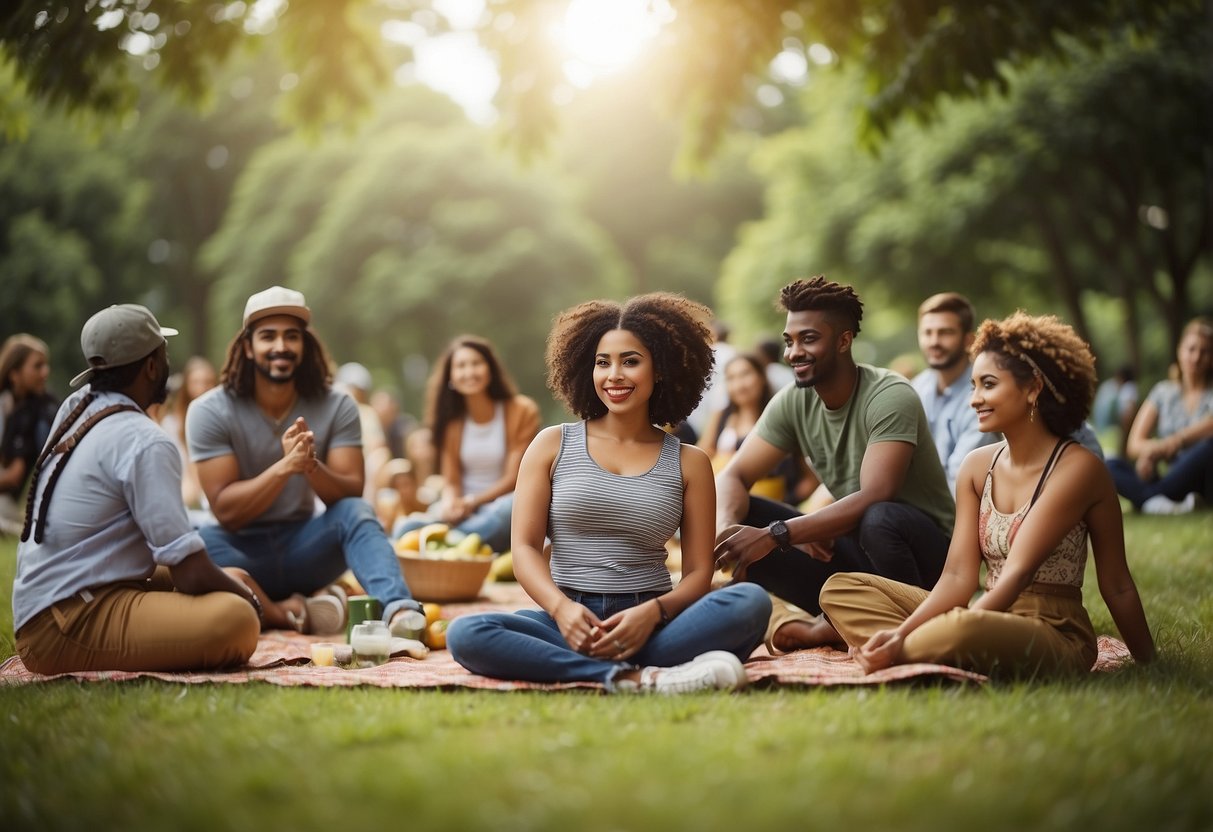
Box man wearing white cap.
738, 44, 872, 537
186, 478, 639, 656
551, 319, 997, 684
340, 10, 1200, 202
12, 304, 262, 674
187, 287, 423, 634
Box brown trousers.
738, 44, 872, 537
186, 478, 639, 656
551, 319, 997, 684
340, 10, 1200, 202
16, 567, 259, 675
820, 572, 1098, 678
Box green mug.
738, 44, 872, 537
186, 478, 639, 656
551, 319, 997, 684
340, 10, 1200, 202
346, 595, 383, 642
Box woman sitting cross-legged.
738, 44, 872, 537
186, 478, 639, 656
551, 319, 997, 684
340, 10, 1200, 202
820, 312, 1155, 678
447, 294, 771, 693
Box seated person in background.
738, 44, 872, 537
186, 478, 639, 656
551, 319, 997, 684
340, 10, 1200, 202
0, 334, 58, 535
187, 286, 423, 636
447, 293, 770, 693
13, 304, 260, 674
334, 361, 390, 500
158, 356, 218, 520
910, 293, 999, 495
1106, 317, 1213, 514
714, 276, 955, 654
395, 336, 540, 554
821, 312, 1155, 678
374, 457, 430, 533
697, 352, 807, 504
1092, 365, 1139, 457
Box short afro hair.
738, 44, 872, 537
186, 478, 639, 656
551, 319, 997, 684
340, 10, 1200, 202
970, 311, 1097, 437
779, 276, 864, 336
546, 293, 714, 426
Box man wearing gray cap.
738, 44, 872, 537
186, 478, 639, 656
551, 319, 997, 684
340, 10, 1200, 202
12, 304, 262, 674
187, 287, 423, 634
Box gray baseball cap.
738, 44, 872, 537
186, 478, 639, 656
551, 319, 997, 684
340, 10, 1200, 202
70, 304, 178, 388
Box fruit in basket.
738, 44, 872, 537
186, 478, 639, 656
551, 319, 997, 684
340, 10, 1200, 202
395, 529, 422, 553
455, 533, 482, 555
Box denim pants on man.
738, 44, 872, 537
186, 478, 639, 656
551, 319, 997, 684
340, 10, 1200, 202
201, 497, 418, 622
739, 496, 950, 615
446, 583, 771, 689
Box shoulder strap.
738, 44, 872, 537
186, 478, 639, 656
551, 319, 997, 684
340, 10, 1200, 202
1027, 438, 1076, 511
21, 402, 141, 543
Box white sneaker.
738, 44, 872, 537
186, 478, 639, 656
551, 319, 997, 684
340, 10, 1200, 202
637, 651, 749, 694
303, 595, 347, 635
1141, 493, 1197, 515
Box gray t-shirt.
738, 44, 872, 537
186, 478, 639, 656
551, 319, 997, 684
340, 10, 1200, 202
186, 386, 361, 525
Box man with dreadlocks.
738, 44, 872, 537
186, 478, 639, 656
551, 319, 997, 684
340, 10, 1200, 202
13, 304, 261, 674
715, 276, 955, 652
187, 287, 422, 635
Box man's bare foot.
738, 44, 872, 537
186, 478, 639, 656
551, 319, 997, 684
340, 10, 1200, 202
771, 617, 845, 652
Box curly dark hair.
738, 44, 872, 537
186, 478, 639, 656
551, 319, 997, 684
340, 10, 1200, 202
218, 319, 332, 400
778, 276, 864, 336
546, 293, 714, 426
970, 311, 1096, 437
424, 335, 519, 453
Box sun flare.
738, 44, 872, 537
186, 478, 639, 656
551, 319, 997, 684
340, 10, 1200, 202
552, 0, 670, 83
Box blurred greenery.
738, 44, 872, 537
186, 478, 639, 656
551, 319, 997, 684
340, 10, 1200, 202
0, 0, 1209, 415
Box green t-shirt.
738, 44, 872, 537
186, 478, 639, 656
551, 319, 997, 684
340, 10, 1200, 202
754, 364, 955, 535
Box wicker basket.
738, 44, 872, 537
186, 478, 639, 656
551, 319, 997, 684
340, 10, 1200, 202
397, 555, 492, 602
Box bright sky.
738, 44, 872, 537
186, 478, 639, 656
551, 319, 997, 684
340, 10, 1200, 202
385, 0, 816, 123
387, 0, 674, 123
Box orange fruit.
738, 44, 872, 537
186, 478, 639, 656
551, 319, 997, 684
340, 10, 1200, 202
426, 619, 450, 650
423, 603, 443, 627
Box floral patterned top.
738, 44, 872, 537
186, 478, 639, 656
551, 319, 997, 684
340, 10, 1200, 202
978, 442, 1088, 590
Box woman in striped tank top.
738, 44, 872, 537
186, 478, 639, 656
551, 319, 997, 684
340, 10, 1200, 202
821, 312, 1155, 678
447, 294, 771, 693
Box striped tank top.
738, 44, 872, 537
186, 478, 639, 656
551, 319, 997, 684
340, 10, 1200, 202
548, 421, 681, 593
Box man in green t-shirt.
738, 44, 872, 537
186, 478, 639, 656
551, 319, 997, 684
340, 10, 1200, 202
715, 276, 955, 651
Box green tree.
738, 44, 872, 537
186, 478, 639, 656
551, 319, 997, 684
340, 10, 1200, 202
202, 86, 629, 413
0, 98, 152, 392
720, 26, 1212, 375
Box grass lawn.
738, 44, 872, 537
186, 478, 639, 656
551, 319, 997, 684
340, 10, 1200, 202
1, 514, 1211, 832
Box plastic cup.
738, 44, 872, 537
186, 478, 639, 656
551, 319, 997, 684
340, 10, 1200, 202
350, 621, 392, 667
310, 643, 337, 667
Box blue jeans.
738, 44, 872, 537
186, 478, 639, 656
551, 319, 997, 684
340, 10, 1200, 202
447, 583, 771, 689
739, 496, 950, 615
201, 497, 419, 622
395, 494, 515, 554
1106, 438, 1213, 508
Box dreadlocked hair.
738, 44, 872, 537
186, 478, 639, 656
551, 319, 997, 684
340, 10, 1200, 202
546, 293, 714, 427
970, 311, 1096, 437
424, 335, 519, 454
218, 322, 332, 399
779, 276, 864, 335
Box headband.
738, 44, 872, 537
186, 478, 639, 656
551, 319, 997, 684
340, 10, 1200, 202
1006, 345, 1067, 404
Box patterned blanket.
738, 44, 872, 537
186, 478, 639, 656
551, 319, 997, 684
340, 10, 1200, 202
0, 582, 1133, 690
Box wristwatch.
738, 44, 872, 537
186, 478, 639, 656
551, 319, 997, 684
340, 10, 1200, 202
767, 519, 791, 549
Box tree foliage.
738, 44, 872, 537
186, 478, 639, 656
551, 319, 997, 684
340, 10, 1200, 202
202, 86, 629, 411
0, 0, 389, 135
720, 16, 1212, 376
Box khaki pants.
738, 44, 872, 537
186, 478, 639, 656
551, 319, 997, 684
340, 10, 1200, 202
16, 568, 259, 675
820, 572, 1098, 678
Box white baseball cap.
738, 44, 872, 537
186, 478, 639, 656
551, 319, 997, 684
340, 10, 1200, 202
70, 304, 178, 388
242, 286, 311, 329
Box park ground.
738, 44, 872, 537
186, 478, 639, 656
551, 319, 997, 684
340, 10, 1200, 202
1, 513, 1211, 832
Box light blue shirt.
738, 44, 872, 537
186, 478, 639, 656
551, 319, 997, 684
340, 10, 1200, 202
12, 388, 203, 631
911, 364, 998, 494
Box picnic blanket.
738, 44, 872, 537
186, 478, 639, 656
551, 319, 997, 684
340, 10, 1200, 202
0, 582, 1133, 690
